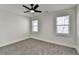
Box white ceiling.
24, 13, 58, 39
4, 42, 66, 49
0, 4, 76, 17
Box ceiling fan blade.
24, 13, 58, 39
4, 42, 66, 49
22, 5, 30, 10
30, 4, 34, 9
34, 10, 42, 13
34, 4, 39, 10
24, 11, 30, 13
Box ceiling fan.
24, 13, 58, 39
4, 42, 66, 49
22, 4, 42, 13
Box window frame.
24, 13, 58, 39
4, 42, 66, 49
56, 15, 70, 35
31, 20, 38, 32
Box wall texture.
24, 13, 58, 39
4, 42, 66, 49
30, 7, 76, 48
76, 5, 79, 53
0, 9, 30, 47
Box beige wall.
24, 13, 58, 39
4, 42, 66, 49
76, 5, 79, 52
30, 7, 76, 48
0, 9, 30, 47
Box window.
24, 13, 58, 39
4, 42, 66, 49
56, 16, 69, 34
32, 20, 38, 32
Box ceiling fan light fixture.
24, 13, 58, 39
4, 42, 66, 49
22, 4, 42, 13
30, 10, 35, 13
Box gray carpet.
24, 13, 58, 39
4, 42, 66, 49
0, 38, 78, 55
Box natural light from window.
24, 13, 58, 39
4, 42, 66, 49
56, 16, 69, 34
32, 20, 38, 32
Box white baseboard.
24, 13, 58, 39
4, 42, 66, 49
30, 36, 76, 48
0, 36, 30, 48
75, 47, 79, 54
0, 36, 78, 53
